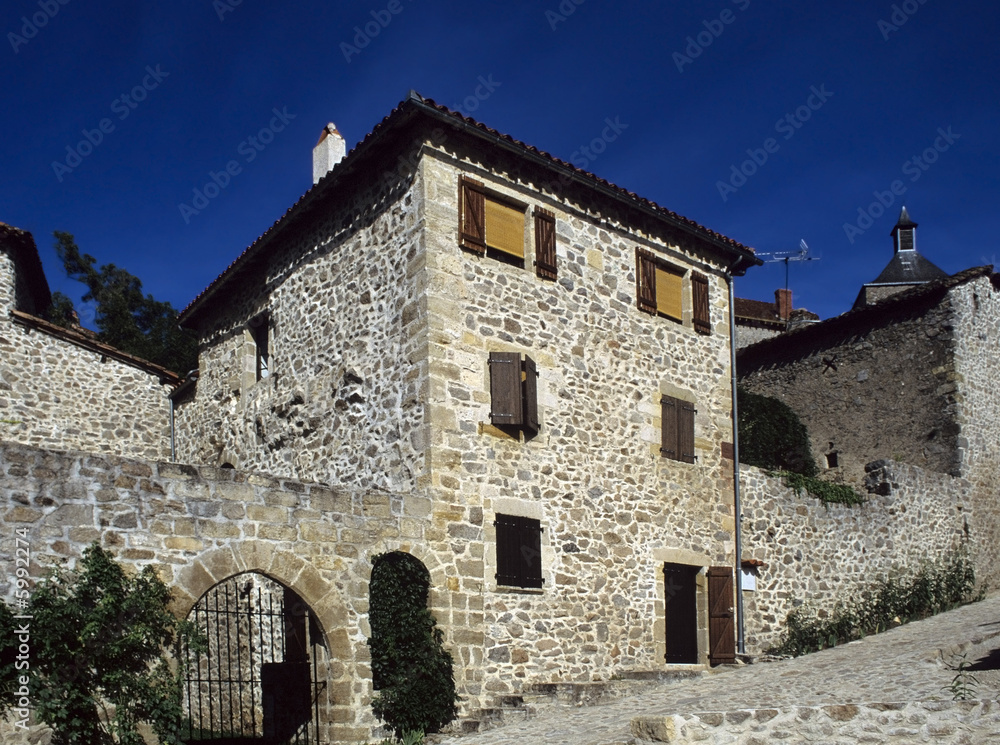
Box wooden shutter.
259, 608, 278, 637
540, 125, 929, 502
660, 395, 678, 459
522, 354, 539, 433
636, 247, 657, 314
489, 352, 523, 427
708, 567, 736, 665
484, 197, 525, 258
534, 208, 557, 280
678, 400, 697, 463
655, 266, 684, 321
495, 514, 543, 588
460, 178, 486, 254
692, 272, 711, 335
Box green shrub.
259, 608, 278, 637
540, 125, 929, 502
778, 470, 864, 505
368, 552, 457, 739
737, 388, 817, 477
768, 547, 979, 657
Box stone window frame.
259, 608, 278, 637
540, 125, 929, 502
486, 498, 551, 595
635, 247, 712, 334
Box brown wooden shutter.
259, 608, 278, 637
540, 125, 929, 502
460, 178, 486, 254
708, 567, 736, 665
692, 272, 711, 335
495, 514, 543, 589
679, 400, 697, 463
522, 354, 539, 433
534, 208, 557, 280
636, 247, 657, 314
660, 395, 678, 459
489, 352, 523, 427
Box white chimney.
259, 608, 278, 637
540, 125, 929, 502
312, 123, 346, 185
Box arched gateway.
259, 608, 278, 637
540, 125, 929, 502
181, 572, 329, 744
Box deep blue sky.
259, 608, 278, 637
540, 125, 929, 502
4, 0, 999, 323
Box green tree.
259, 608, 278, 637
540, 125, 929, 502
737, 387, 818, 477
368, 552, 458, 739
0, 544, 198, 745
48, 231, 197, 375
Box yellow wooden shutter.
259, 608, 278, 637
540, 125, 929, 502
484, 198, 525, 258
655, 266, 683, 321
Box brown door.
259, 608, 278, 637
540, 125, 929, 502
663, 563, 699, 664
708, 567, 736, 665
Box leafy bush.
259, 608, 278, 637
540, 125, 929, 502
0, 543, 199, 744
778, 470, 864, 506
738, 387, 817, 477
368, 552, 457, 739
768, 547, 979, 657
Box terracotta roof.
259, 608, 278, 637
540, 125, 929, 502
738, 265, 995, 364
0, 222, 52, 313
734, 297, 781, 324
10, 310, 181, 384
179, 92, 759, 326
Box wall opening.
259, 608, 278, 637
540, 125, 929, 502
182, 572, 329, 744
663, 563, 699, 664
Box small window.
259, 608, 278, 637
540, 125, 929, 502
495, 514, 543, 589
661, 394, 696, 463
249, 315, 270, 381
460, 178, 526, 266
636, 247, 686, 324
489, 352, 538, 433
826, 451, 839, 469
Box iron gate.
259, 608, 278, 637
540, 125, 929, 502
182, 573, 327, 744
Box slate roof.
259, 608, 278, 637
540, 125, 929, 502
869, 250, 948, 285
179, 92, 759, 326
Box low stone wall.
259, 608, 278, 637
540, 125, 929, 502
631, 700, 1000, 743
739, 461, 996, 653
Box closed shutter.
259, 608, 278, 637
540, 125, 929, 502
523, 354, 539, 433
636, 247, 657, 314
679, 401, 697, 463
460, 178, 486, 253
495, 514, 543, 588
484, 198, 525, 258
655, 266, 684, 321
708, 567, 736, 665
534, 208, 557, 280
692, 272, 711, 335
660, 395, 678, 459
489, 352, 523, 427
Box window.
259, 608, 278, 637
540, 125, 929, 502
636, 249, 712, 334
661, 394, 696, 463
495, 514, 543, 589
460, 178, 527, 265
533, 207, 557, 280
489, 351, 538, 433
249, 315, 270, 381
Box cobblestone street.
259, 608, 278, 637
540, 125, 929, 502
433, 595, 1000, 744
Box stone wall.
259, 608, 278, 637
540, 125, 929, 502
0, 442, 438, 743
0, 314, 174, 461
735, 323, 782, 349
420, 136, 739, 689
738, 288, 959, 485
739, 461, 997, 653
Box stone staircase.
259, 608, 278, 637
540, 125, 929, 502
456, 670, 703, 735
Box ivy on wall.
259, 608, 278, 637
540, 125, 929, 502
738, 387, 818, 477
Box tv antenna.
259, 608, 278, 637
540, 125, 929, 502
756, 240, 821, 291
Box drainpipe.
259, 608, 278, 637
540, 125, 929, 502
726, 267, 746, 656
169, 395, 176, 462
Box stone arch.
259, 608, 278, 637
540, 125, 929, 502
172, 542, 347, 654
358, 540, 451, 611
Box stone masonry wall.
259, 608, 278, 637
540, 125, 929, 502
419, 135, 739, 693
0, 315, 173, 461
174, 147, 430, 494
738, 292, 959, 485
0, 442, 442, 743
739, 461, 996, 653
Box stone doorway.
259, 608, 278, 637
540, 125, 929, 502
663, 563, 699, 664
181, 572, 328, 744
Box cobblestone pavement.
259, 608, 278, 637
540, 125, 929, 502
434, 595, 1000, 745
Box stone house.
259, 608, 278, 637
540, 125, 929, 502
737, 211, 1000, 493
734, 287, 818, 348
0, 223, 178, 461
168, 91, 759, 735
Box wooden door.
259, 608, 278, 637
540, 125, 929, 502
708, 567, 736, 665
663, 563, 699, 664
